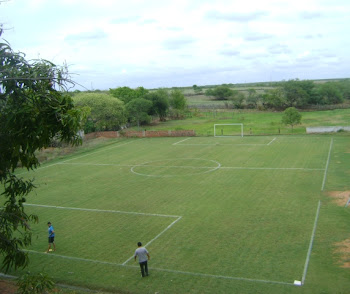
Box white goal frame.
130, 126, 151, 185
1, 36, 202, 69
214, 124, 244, 137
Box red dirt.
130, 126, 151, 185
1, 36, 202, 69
0, 280, 17, 294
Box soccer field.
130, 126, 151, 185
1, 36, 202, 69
8, 135, 350, 293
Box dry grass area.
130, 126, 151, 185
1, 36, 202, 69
35, 137, 114, 164
327, 191, 350, 207
328, 191, 350, 269
334, 239, 350, 268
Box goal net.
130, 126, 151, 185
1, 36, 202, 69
214, 124, 244, 137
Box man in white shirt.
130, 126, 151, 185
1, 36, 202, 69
134, 242, 150, 277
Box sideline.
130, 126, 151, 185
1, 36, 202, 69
301, 200, 322, 285
321, 138, 333, 191
18, 251, 295, 287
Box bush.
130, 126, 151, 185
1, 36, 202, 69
16, 272, 55, 294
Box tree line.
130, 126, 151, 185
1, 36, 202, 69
72, 87, 187, 133
204, 79, 350, 110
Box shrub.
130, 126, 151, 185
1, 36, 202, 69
16, 272, 55, 294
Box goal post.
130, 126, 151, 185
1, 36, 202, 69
214, 124, 244, 137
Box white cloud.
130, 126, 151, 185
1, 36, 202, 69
1, 0, 349, 89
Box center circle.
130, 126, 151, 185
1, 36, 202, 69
130, 158, 221, 177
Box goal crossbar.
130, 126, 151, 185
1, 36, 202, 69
214, 124, 244, 137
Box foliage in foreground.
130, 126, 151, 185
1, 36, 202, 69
16, 272, 55, 294
0, 34, 85, 272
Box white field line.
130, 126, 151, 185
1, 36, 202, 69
23, 203, 181, 218
16, 139, 140, 176
141, 266, 295, 286
345, 198, 350, 208
267, 137, 277, 145
121, 216, 182, 265
220, 166, 324, 171
23, 250, 294, 286
175, 143, 270, 146
301, 200, 321, 285
172, 137, 191, 145
321, 138, 333, 191
59, 162, 325, 172
62, 162, 218, 170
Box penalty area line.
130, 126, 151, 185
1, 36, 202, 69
122, 216, 182, 265
24, 250, 294, 287
16, 139, 140, 175
173, 138, 191, 145
267, 137, 277, 145
23, 203, 181, 218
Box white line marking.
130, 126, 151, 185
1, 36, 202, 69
173, 138, 191, 145
24, 250, 123, 266
267, 137, 277, 145
301, 200, 321, 285
345, 198, 350, 208
59, 162, 324, 172
122, 216, 182, 265
130, 158, 221, 177
23, 203, 181, 218
144, 266, 294, 286
220, 167, 324, 171
176, 143, 268, 146
23, 250, 294, 286
16, 139, 140, 175
321, 138, 333, 191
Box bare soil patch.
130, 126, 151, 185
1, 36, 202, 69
327, 191, 350, 206
0, 280, 17, 294
334, 239, 350, 268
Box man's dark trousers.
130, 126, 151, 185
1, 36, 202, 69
139, 261, 148, 277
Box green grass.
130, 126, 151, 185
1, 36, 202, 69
3, 135, 349, 293
143, 108, 350, 136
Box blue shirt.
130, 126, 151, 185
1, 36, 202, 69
48, 225, 55, 237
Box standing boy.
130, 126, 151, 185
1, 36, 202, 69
46, 222, 56, 253
134, 242, 150, 277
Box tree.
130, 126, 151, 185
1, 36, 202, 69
73, 93, 126, 132
169, 89, 187, 119
145, 89, 169, 121
0, 36, 85, 271
109, 86, 148, 104
170, 89, 186, 110
262, 88, 286, 110
126, 98, 152, 128
282, 79, 314, 107
205, 85, 233, 100
192, 84, 202, 94
246, 88, 260, 109
317, 82, 343, 104
281, 107, 302, 131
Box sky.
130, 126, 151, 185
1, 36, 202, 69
1, 0, 350, 90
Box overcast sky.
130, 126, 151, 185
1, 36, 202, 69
1, 0, 349, 90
